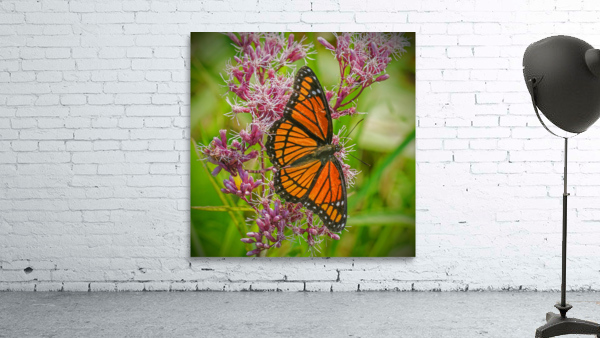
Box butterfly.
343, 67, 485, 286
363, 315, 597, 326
266, 66, 347, 232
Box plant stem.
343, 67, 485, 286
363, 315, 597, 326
338, 85, 366, 108
260, 141, 266, 197
247, 167, 273, 174
241, 196, 261, 214
333, 60, 346, 110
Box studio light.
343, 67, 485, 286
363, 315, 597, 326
523, 35, 600, 337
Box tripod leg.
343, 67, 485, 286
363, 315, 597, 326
536, 313, 600, 337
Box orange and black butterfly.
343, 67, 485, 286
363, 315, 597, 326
266, 66, 347, 232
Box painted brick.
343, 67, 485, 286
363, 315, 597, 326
62, 282, 90, 292
35, 282, 64, 292
143, 282, 171, 291
2, 0, 600, 294
90, 282, 117, 292
305, 282, 333, 292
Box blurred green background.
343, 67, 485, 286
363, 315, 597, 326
190, 33, 415, 257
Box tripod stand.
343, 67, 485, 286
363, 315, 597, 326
535, 138, 600, 338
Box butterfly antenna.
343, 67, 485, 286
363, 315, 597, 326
345, 119, 365, 137
349, 153, 370, 167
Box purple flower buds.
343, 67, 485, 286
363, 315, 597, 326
246, 232, 261, 240
326, 90, 334, 101
218, 129, 227, 145
221, 166, 262, 198
239, 123, 263, 147
375, 74, 390, 82
202, 130, 259, 177
264, 232, 276, 242
227, 33, 241, 47
321, 33, 410, 115
246, 249, 261, 256
317, 37, 335, 51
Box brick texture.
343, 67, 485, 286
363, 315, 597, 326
1, 0, 600, 292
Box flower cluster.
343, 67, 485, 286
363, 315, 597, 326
221, 166, 262, 199
318, 33, 410, 118
198, 33, 409, 256
241, 199, 304, 256
332, 131, 360, 187
225, 32, 312, 125
201, 129, 258, 176
239, 123, 263, 147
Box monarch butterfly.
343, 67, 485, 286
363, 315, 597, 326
266, 66, 348, 232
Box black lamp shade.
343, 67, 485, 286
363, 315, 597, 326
523, 35, 600, 133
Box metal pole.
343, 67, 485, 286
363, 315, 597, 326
561, 137, 568, 309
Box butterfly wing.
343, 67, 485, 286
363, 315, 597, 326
304, 158, 347, 232
286, 66, 333, 144
272, 159, 323, 203
266, 119, 319, 168
266, 66, 333, 168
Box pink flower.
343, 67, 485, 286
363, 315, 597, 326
332, 132, 360, 187
319, 33, 410, 116
376, 74, 390, 82
224, 34, 304, 124
201, 129, 258, 176
239, 123, 263, 147
331, 107, 357, 119
317, 36, 335, 51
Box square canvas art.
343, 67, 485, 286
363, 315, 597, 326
190, 32, 415, 257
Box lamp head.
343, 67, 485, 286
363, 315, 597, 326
585, 48, 600, 77
523, 35, 600, 133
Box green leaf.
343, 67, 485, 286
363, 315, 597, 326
220, 221, 239, 257
349, 128, 415, 210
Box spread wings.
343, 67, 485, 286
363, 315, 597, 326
266, 66, 347, 232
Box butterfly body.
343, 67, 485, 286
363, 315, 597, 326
290, 144, 341, 167
266, 66, 348, 232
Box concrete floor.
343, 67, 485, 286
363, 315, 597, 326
1, 292, 599, 337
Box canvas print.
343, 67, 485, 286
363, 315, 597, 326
191, 33, 415, 257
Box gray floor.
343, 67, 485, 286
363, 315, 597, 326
1, 292, 599, 337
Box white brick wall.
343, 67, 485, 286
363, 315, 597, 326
2, 0, 600, 292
